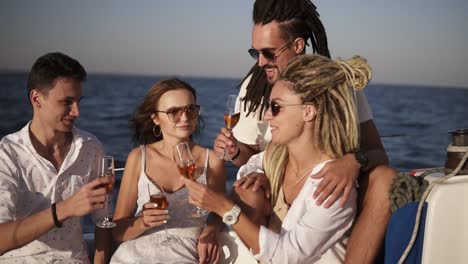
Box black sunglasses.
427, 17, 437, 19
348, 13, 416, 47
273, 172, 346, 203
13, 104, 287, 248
155, 104, 201, 123
248, 40, 295, 62
268, 100, 305, 117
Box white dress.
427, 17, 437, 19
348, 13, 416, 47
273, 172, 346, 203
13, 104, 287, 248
111, 146, 210, 264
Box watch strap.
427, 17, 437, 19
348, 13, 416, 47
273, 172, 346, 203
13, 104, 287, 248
222, 204, 241, 226
354, 150, 369, 172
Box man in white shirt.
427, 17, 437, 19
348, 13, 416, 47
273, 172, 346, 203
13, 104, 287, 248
214, 1, 396, 263
0, 52, 112, 263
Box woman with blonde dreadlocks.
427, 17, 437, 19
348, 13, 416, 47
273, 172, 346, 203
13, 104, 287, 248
183, 54, 371, 263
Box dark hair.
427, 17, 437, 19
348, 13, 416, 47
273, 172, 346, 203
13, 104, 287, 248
242, 0, 330, 118
130, 78, 202, 145
27, 52, 87, 97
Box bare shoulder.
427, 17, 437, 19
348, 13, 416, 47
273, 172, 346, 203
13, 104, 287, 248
127, 147, 142, 165
122, 146, 143, 180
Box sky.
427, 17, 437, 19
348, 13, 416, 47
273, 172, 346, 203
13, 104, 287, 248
1, 0, 467, 88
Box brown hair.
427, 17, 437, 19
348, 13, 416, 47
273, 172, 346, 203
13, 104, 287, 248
130, 78, 199, 145
27, 52, 86, 99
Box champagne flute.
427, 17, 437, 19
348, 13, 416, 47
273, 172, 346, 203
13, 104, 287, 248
221, 94, 241, 160
147, 183, 176, 246
96, 155, 117, 228
175, 142, 208, 218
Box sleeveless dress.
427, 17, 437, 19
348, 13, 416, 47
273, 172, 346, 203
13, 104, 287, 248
111, 146, 210, 264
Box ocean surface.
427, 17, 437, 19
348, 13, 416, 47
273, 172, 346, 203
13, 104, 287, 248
1, 72, 467, 233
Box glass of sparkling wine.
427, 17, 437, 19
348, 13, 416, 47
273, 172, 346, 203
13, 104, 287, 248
96, 155, 117, 228
147, 183, 176, 246
175, 142, 208, 217
221, 94, 241, 160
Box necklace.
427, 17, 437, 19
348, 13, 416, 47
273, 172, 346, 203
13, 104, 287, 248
294, 167, 315, 185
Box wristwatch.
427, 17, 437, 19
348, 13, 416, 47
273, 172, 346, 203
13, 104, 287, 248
354, 150, 369, 172
222, 204, 241, 226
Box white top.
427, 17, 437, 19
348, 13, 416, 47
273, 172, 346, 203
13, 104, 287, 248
233, 74, 373, 151
0, 122, 105, 263
237, 153, 357, 264
110, 146, 210, 264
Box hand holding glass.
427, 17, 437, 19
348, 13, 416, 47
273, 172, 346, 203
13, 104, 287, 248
96, 155, 117, 228
221, 94, 241, 160
175, 142, 209, 217
147, 183, 176, 246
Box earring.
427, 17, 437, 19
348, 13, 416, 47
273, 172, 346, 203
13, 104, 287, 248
152, 124, 162, 137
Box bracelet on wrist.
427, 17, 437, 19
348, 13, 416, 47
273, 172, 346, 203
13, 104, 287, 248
51, 203, 63, 228
231, 147, 241, 162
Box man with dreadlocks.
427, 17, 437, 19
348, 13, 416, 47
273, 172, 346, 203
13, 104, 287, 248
213, 0, 395, 263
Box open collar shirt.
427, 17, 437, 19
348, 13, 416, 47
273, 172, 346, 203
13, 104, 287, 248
237, 153, 357, 263
0, 122, 105, 263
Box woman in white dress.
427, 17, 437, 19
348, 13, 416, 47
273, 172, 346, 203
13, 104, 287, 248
183, 54, 372, 263
110, 79, 226, 264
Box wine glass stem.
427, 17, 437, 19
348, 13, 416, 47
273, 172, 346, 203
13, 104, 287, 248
164, 223, 169, 240
104, 194, 109, 221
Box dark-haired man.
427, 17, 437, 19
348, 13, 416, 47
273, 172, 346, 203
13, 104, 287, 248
0, 52, 112, 263
214, 0, 396, 263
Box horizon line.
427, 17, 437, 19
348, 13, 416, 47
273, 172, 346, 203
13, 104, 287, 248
1, 69, 467, 90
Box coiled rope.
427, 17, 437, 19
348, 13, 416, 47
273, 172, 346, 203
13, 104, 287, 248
397, 146, 468, 264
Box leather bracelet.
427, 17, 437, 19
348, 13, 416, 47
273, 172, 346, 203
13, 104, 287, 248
51, 203, 62, 228
231, 147, 241, 161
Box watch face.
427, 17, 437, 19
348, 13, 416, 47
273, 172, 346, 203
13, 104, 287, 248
223, 205, 240, 226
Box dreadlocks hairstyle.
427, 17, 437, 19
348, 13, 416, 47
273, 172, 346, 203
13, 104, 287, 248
263, 54, 372, 209
241, 0, 330, 118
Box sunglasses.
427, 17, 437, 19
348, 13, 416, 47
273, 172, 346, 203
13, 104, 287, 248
268, 100, 305, 117
155, 104, 201, 123
248, 40, 295, 62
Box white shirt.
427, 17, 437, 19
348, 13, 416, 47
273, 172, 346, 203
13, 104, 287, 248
237, 153, 357, 264
232, 74, 373, 151
0, 122, 106, 263
257, 163, 356, 263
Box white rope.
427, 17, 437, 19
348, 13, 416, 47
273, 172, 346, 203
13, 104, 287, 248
397, 148, 468, 264
448, 144, 468, 153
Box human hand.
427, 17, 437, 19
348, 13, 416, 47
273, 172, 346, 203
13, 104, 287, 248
197, 226, 220, 264
213, 128, 239, 160
181, 177, 233, 216
140, 202, 170, 229
310, 154, 360, 208
233, 172, 271, 199
61, 177, 111, 218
